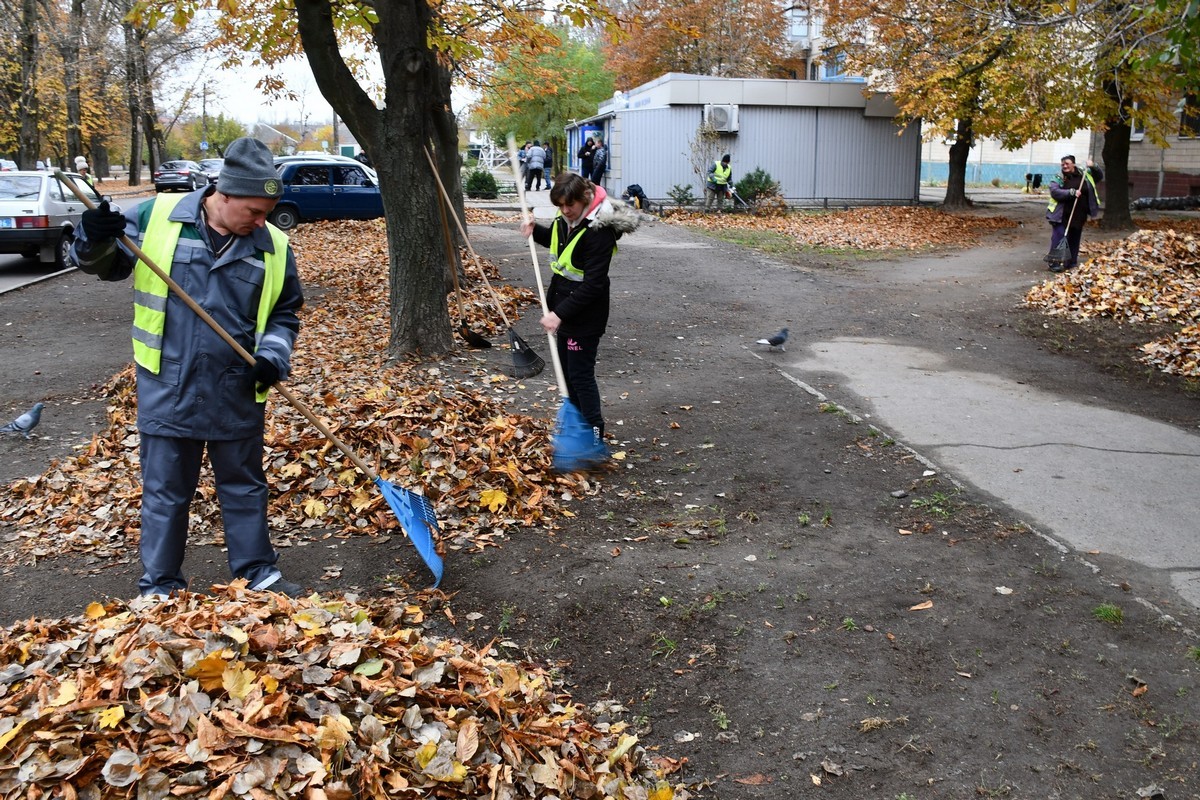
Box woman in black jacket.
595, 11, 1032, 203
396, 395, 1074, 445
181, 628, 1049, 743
520, 173, 639, 458
577, 138, 595, 177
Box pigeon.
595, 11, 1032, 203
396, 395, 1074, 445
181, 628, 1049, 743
756, 328, 789, 351
0, 402, 45, 439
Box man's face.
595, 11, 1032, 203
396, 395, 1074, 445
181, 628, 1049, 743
1061, 159, 1077, 174
220, 195, 278, 236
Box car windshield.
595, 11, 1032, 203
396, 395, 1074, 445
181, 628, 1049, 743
200, 160, 223, 169
0, 176, 42, 199
162, 162, 190, 170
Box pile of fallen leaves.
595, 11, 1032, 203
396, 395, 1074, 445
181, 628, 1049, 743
667, 206, 1018, 250
0, 584, 684, 799
1024, 228, 1200, 376
1, 219, 590, 564
465, 208, 519, 225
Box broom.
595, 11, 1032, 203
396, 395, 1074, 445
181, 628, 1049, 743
423, 145, 544, 379
1045, 179, 1084, 270
506, 135, 608, 471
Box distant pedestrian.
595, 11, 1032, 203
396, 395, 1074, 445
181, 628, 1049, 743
705, 154, 733, 211
525, 140, 547, 192
1045, 155, 1102, 273
577, 138, 595, 178
544, 144, 554, 189
589, 136, 608, 186
77, 163, 96, 188
518, 141, 530, 183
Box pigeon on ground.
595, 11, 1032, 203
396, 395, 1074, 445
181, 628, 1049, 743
0, 402, 45, 439
756, 328, 789, 352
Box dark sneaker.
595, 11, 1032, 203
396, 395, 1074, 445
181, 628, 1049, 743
270, 579, 305, 598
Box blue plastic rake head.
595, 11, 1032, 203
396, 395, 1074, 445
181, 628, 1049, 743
552, 400, 609, 473
376, 477, 443, 587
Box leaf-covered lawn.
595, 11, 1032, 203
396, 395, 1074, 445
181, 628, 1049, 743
665, 205, 1019, 250
1025, 228, 1200, 377
2, 219, 592, 564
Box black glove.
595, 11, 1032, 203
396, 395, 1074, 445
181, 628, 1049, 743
81, 200, 126, 242
252, 358, 280, 389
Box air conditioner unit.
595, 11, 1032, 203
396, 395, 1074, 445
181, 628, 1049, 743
704, 104, 739, 133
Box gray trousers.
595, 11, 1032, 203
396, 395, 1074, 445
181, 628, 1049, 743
138, 433, 279, 595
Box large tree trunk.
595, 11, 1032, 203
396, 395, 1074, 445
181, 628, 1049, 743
17, 0, 40, 169
63, 0, 84, 163
1099, 97, 1134, 231
123, 21, 142, 186
295, 0, 453, 357
943, 117, 974, 210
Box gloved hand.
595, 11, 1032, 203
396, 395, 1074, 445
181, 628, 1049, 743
81, 200, 126, 242
252, 358, 280, 389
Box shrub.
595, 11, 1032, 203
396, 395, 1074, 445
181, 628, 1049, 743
735, 167, 782, 205
668, 184, 696, 207
465, 169, 499, 199
990, 177, 1002, 187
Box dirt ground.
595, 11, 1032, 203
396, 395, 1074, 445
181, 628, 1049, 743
2, 198, 1198, 799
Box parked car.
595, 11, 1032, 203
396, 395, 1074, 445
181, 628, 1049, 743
267, 159, 383, 231
153, 160, 204, 192
197, 158, 224, 185
0, 159, 17, 172
0, 171, 106, 268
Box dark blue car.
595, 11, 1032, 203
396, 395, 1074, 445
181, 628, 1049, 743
267, 159, 383, 231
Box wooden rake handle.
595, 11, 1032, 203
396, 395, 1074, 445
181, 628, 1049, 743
506, 136, 569, 398
54, 171, 380, 482
422, 145, 513, 327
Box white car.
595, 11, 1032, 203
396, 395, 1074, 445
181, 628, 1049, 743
0, 171, 104, 269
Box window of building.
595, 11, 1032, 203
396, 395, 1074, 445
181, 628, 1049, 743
1180, 94, 1200, 138
789, 8, 810, 39
824, 50, 845, 79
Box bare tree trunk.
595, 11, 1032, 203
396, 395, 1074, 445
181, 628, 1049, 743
295, 0, 453, 357
63, 0, 84, 162
1099, 89, 1134, 231
943, 117, 974, 210
17, 0, 40, 169
123, 21, 142, 186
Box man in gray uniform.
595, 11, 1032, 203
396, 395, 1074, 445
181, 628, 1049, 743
71, 138, 305, 599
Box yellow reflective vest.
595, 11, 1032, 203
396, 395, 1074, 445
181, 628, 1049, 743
132, 193, 289, 403
711, 161, 732, 186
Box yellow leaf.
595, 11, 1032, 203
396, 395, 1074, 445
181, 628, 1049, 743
909, 600, 934, 611
0, 720, 27, 750
280, 463, 302, 478
315, 714, 353, 752
607, 733, 638, 766
414, 741, 438, 769
612, 451, 627, 460
480, 488, 508, 512
84, 602, 107, 619
222, 664, 255, 700
350, 490, 373, 512
97, 705, 126, 729
187, 650, 233, 691
303, 497, 328, 518
338, 468, 359, 486
649, 782, 675, 800
261, 674, 279, 694
51, 680, 79, 707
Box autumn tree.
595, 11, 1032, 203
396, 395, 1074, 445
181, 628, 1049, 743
474, 31, 614, 171
824, 0, 1076, 210
152, 0, 618, 358
603, 0, 793, 90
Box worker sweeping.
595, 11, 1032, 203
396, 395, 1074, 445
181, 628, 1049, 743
69, 137, 307, 600
518, 172, 639, 468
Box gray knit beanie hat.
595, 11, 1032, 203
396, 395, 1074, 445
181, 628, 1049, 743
217, 138, 282, 198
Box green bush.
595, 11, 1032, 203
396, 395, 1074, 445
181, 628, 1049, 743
735, 167, 782, 204
465, 169, 499, 199
667, 184, 696, 207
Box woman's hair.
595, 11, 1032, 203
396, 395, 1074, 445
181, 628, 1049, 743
585, 137, 593, 144
550, 173, 593, 207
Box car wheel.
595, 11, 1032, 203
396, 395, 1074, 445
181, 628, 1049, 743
269, 206, 299, 231
55, 229, 73, 270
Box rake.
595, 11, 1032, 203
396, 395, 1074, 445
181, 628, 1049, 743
423, 145, 544, 379
506, 135, 608, 472
56, 172, 444, 586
